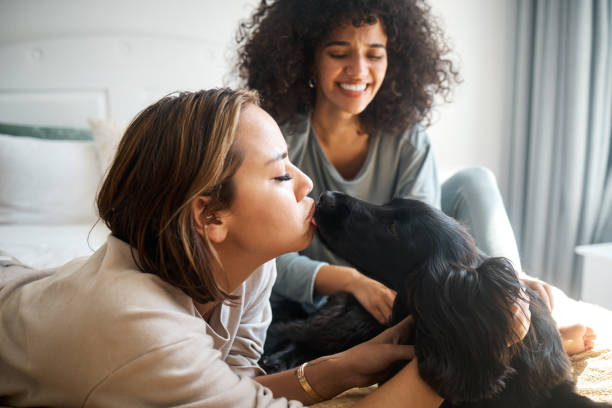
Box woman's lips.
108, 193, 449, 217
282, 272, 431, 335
339, 82, 367, 91
307, 201, 317, 226
311, 215, 318, 227
337, 82, 369, 97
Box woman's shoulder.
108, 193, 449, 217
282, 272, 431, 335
278, 113, 311, 162
30, 237, 205, 356
0, 237, 212, 401
97, 237, 193, 305
69, 237, 204, 344
381, 123, 432, 151
279, 113, 310, 141
81, 238, 213, 359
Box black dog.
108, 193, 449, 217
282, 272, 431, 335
261, 191, 610, 407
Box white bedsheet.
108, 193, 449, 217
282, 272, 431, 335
0, 223, 109, 269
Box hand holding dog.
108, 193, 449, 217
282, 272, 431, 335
334, 316, 416, 388
294, 317, 440, 407
335, 317, 442, 408
315, 264, 397, 324
348, 271, 397, 325
520, 275, 554, 311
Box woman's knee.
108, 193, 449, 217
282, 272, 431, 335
441, 166, 504, 218
443, 166, 500, 198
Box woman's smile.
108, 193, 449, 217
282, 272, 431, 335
337, 82, 370, 97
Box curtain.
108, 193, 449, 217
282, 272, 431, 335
506, 0, 612, 298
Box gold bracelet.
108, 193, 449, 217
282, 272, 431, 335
296, 362, 325, 403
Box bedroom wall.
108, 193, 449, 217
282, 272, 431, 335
0, 0, 517, 190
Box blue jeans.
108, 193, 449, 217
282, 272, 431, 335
441, 167, 522, 271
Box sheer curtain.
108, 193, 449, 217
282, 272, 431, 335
505, 0, 612, 298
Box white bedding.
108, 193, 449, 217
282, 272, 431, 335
0, 223, 109, 269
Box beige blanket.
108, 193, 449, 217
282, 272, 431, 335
314, 288, 612, 407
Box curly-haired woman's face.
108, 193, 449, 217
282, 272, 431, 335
314, 20, 388, 117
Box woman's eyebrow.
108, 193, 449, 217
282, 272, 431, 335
324, 40, 386, 49
325, 40, 350, 47
266, 151, 288, 165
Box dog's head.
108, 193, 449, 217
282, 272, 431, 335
314, 191, 478, 291
314, 191, 530, 403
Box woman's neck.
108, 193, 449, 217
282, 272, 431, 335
311, 103, 371, 180
194, 246, 264, 322
311, 104, 364, 144
214, 242, 266, 296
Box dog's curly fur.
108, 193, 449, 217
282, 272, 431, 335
261, 191, 611, 407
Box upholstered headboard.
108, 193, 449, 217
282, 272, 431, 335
0, 35, 232, 267
0, 35, 228, 126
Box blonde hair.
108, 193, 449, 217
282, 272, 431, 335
97, 88, 259, 302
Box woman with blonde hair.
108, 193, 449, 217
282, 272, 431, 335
0, 88, 442, 407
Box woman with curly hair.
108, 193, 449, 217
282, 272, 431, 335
235, 0, 589, 349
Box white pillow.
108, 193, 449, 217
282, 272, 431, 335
87, 118, 128, 175
0, 223, 110, 269
0, 134, 102, 224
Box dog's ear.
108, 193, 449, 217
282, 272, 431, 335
410, 258, 523, 403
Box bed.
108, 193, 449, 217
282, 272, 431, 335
1, 36, 611, 405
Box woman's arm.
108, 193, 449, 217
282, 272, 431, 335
254, 338, 418, 406
255, 317, 441, 407
394, 125, 441, 209
254, 355, 347, 404
274, 252, 327, 305
315, 264, 396, 324
354, 359, 443, 408
275, 253, 396, 324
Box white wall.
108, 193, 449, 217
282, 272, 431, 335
0, 0, 516, 189
427, 0, 517, 186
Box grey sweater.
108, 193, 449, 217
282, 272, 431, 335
274, 115, 441, 305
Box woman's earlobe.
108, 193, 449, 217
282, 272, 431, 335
204, 219, 228, 244
192, 196, 228, 243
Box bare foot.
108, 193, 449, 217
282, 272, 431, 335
559, 323, 596, 355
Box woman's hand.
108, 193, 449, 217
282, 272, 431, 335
257, 317, 431, 405
347, 272, 397, 324
332, 316, 415, 388
315, 265, 397, 324
520, 275, 554, 311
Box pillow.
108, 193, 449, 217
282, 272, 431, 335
0, 134, 102, 224
87, 118, 128, 174
0, 122, 92, 141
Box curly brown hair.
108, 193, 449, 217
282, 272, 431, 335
236, 0, 459, 134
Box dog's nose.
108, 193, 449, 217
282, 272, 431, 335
318, 191, 338, 206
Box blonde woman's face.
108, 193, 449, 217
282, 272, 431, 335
314, 20, 388, 116
222, 105, 316, 261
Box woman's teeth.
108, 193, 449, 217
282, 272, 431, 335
339, 83, 367, 92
